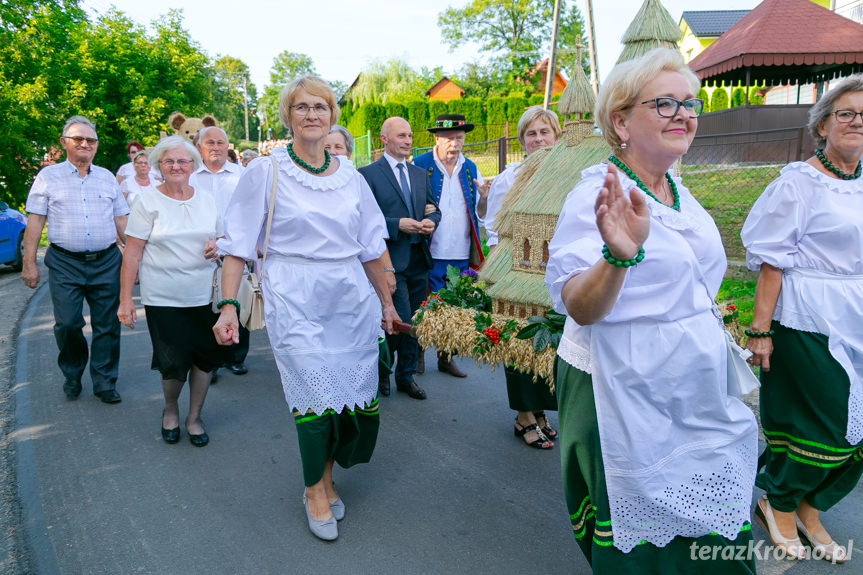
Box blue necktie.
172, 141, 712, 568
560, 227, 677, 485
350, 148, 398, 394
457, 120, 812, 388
397, 163, 415, 219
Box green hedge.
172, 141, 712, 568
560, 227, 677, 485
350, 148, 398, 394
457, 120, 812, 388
462, 97, 484, 124
731, 87, 747, 107
347, 102, 386, 138
528, 94, 544, 107
406, 100, 429, 131
487, 97, 506, 125
384, 102, 407, 121
428, 100, 448, 122
710, 88, 729, 112
506, 96, 528, 121
749, 87, 764, 105
696, 88, 708, 106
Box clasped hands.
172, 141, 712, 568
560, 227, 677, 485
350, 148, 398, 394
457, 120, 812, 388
398, 205, 436, 235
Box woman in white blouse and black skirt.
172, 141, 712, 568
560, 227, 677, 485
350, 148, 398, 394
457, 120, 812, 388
545, 48, 758, 573
741, 74, 863, 564
118, 136, 226, 448
213, 76, 398, 542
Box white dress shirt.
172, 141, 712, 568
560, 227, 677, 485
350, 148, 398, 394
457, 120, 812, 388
26, 160, 129, 252
482, 161, 521, 246
430, 148, 483, 260
189, 160, 243, 220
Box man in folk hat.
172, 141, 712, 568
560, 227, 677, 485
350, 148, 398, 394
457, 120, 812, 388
413, 114, 490, 378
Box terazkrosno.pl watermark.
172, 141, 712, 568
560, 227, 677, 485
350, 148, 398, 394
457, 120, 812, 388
690, 539, 853, 563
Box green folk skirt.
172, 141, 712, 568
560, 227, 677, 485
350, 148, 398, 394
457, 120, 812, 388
504, 365, 558, 413
292, 399, 380, 487
555, 357, 756, 575
757, 321, 863, 512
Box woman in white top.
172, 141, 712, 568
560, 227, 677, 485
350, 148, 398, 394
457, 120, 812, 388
741, 74, 863, 564
119, 150, 158, 206
479, 106, 561, 449
117, 136, 225, 448
545, 49, 758, 573
213, 76, 398, 542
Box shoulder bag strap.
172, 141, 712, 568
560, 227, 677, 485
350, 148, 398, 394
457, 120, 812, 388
260, 155, 279, 280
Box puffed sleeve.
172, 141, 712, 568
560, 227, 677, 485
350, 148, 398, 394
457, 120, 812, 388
740, 171, 807, 271
545, 166, 607, 314
218, 156, 270, 261
355, 175, 387, 262
24, 170, 49, 215
124, 192, 154, 241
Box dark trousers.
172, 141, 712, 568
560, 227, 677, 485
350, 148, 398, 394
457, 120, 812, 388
45, 245, 122, 394
382, 244, 428, 384
231, 324, 250, 364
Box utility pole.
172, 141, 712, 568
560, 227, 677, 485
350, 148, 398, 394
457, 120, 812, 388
544, 0, 563, 109
243, 76, 250, 142
584, 0, 600, 95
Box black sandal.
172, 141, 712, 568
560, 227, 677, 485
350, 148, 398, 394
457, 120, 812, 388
514, 419, 553, 450
534, 411, 558, 441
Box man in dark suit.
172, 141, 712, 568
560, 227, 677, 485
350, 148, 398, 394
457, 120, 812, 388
359, 117, 441, 400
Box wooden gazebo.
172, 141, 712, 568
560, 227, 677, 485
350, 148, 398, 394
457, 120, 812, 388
689, 0, 863, 90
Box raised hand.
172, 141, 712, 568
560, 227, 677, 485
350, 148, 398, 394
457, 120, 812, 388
595, 164, 650, 260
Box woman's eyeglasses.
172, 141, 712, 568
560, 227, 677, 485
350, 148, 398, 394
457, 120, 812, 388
160, 159, 193, 167
832, 109, 863, 123
639, 97, 704, 118
290, 104, 331, 117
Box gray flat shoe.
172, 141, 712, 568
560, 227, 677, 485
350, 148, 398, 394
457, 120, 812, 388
330, 495, 345, 521
303, 494, 337, 541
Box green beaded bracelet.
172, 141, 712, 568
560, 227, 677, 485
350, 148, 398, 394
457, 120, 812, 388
217, 298, 240, 313
601, 244, 645, 268
744, 328, 774, 338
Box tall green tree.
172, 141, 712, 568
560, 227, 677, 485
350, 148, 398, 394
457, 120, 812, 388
346, 59, 427, 108
259, 51, 316, 138
438, 0, 587, 82
211, 56, 259, 142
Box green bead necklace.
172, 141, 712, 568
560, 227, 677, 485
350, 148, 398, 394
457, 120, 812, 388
814, 148, 861, 180
287, 143, 330, 174
608, 155, 680, 211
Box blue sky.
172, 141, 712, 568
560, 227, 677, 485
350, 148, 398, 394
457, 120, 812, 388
82, 0, 758, 93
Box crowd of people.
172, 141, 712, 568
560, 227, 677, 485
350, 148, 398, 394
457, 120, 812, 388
19, 47, 862, 569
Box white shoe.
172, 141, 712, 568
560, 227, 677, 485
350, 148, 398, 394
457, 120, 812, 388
330, 495, 345, 521
303, 494, 337, 541
795, 515, 847, 563
754, 496, 806, 560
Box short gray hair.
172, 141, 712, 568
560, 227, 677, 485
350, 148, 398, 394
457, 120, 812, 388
328, 125, 354, 156
62, 115, 97, 136
595, 48, 700, 151
194, 125, 228, 146
241, 149, 259, 160
517, 106, 561, 149
808, 74, 863, 149
148, 135, 202, 171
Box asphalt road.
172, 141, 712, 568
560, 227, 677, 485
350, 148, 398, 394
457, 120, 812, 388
6, 258, 863, 575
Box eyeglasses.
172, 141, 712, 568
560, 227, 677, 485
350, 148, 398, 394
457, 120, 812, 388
639, 97, 704, 118
290, 104, 331, 117
832, 109, 863, 123
160, 159, 193, 167
63, 136, 99, 145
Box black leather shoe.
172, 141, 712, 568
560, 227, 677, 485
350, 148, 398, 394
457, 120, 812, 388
210, 368, 220, 384
64, 379, 82, 400
161, 427, 180, 444
229, 363, 248, 375
396, 379, 427, 400
96, 390, 122, 404
378, 377, 391, 397
189, 432, 209, 447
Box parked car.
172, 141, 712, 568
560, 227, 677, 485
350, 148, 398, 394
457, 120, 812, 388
0, 201, 27, 272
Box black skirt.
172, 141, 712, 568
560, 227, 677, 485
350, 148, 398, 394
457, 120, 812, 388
145, 304, 229, 381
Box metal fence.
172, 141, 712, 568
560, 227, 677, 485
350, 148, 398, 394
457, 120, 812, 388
682, 126, 807, 260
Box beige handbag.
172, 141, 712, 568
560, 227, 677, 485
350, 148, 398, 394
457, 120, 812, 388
211, 155, 278, 331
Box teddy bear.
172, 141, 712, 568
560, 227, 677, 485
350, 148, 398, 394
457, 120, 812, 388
160, 112, 218, 143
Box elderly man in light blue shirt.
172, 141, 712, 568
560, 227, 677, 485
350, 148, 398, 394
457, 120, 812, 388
22, 115, 129, 403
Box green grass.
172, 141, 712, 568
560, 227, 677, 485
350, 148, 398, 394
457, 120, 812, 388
683, 164, 781, 260
717, 278, 757, 326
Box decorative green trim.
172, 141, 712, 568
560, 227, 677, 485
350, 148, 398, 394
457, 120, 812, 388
762, 429, 858, 453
